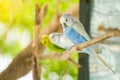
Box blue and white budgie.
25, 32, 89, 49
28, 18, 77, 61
49, 32, 90, 54
59, 14, 116, 74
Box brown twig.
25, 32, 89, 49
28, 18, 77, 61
68, 58, 81, 68
98, 25, 120, 33
40, 53, 81, 68
56, 0, 60, 15
32, 4, 47, 80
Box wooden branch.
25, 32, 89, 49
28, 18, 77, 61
32, 4, 47, 80
32, 4, 40, 80
68, 58, 81, 68
0, 3, 79, 80
40, 53, 81, 68
60, 29, 120, 60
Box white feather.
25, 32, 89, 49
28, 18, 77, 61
49, 33, 74, 49
72, 19, 90, 40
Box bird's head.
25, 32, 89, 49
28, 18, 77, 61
41, 35, 49, 46
60, 14, 75, 28
49, 33, 60, 43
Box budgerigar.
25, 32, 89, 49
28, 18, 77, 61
59, 14, 116, 74
41, 35, 65, 53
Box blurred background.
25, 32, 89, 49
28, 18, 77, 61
90, 0, 120, 80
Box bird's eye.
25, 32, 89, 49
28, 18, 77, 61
52, 36, 54, 38
44, 40, 46, 44
66, 19, 68, 22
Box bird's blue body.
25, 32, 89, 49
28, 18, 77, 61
63, 26, 91, 54
63, 27, 87, 45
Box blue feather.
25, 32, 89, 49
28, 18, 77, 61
63, 27, 90, 54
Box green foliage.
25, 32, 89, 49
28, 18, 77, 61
3, 42, 22, 56
41, 59, 78, 79
41, 51, 78, 79
0, 0, 34, 32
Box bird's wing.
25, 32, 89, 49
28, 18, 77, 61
72, 18, 91, 41
49, 33, 74, 49
91, 47, 116, 75
59, 35, 74, 49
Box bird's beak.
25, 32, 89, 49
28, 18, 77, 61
63, 23, 67, 27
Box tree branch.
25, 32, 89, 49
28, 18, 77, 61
32, 4, 47, 80
40, 53, 81, 68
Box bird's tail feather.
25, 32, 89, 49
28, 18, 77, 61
91, 48, 116, 75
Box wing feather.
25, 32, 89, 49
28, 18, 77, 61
72, 18, 90, 40
49, 33, 74, 49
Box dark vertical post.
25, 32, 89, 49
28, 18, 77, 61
80, 0, 91, 34
78, 0, 92, 80
78, 54, 89, 80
